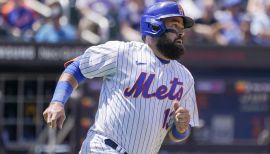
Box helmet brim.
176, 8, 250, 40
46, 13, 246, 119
158, 14, 194, 28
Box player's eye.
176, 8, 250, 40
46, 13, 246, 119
173, 23, 182, 29
170, 22, 184, 29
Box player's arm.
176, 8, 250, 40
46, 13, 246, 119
43, 57, 86, 129
168, 102, 191, 142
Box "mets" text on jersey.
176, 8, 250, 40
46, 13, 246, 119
124, 72, 183, 100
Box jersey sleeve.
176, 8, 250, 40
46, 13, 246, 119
181, 78, 200, 127
79, 41, 120, 79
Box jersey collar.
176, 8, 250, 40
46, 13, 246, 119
156, 55, 170, 64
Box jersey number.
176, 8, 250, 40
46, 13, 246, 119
162, 108, 174, 130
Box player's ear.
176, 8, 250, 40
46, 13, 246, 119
142, 36, 146, 42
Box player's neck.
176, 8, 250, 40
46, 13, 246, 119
145, 38, 170, 61
147, 42, 170, 61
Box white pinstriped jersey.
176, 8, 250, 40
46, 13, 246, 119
79, 41, 199, 154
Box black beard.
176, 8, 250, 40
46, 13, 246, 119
156, 34, 185, 60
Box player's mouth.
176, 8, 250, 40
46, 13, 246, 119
175, 39, 183, 45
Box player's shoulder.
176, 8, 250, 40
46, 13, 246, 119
128, 41, 147, 47
118, 41, 149, 55
174, 60, 194, 81
102, 40, 124, 47
118, 41, 147, 49
95, 40, 123, 50
103, 40, 145, 47
83, 41, 124, 55
94, 40, 146, 52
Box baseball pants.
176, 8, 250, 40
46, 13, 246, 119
79, 130, 128, 154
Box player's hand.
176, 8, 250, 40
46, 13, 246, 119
43, 102, 66, 129
173, 101, 190, 133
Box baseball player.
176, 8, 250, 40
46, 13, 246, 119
43, 1, 199, 154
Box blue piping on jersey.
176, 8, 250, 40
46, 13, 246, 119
156, 55, 170, 64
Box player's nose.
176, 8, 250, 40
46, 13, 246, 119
178, 31, 184, 37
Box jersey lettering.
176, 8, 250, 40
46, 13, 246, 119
124, 72, 184, 101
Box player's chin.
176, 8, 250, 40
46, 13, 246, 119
175, 46, 185, 59
166, 50, 184, 60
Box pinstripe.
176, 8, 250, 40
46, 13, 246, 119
149, 51, 158, 154
148, 54, 160, 153
191, 87, 197, 125
101, 82, 109, 136
144, 44, 155, 153
80, 56, 117, 71
81, 60, 116, 72
128, 44, 140, 152
84, 66, 116, 78
117, 44, 128, 148
80, 57, 117, 72
123, 44, 133, 152
134, 46, 148, 154
174, 61, 187, 132
80, 54, 118, 67
191, 92, 196, 125
154, 76, 163, 152
98, 84, 105, 135
155, 65, 164, 152
104, 82, 115, 137
151, 61, 163, 153
121, 43, 133, 151
178, 62, 186, 108
175, 62, 186, 111
139, 46, 153, 153
115, 42, 124, 145
104, 81, 119, 139
187, 81, 196, 125
137, 44, 148, 152
133, 46, 142, 154
130, 44, 140, 152
156, 62, 171, 151
141, 52, 154, 153
112, 88, 121, 143
100, 83, 109, 133
148, 101, 156, 154
146, 50, 154, 151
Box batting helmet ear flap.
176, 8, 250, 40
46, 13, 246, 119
150, 25, 160, 32
140, 15, 167, 37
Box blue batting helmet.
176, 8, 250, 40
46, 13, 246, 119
140, 1, 194, 38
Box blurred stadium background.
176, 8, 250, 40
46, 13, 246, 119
0, 0, 269, 153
